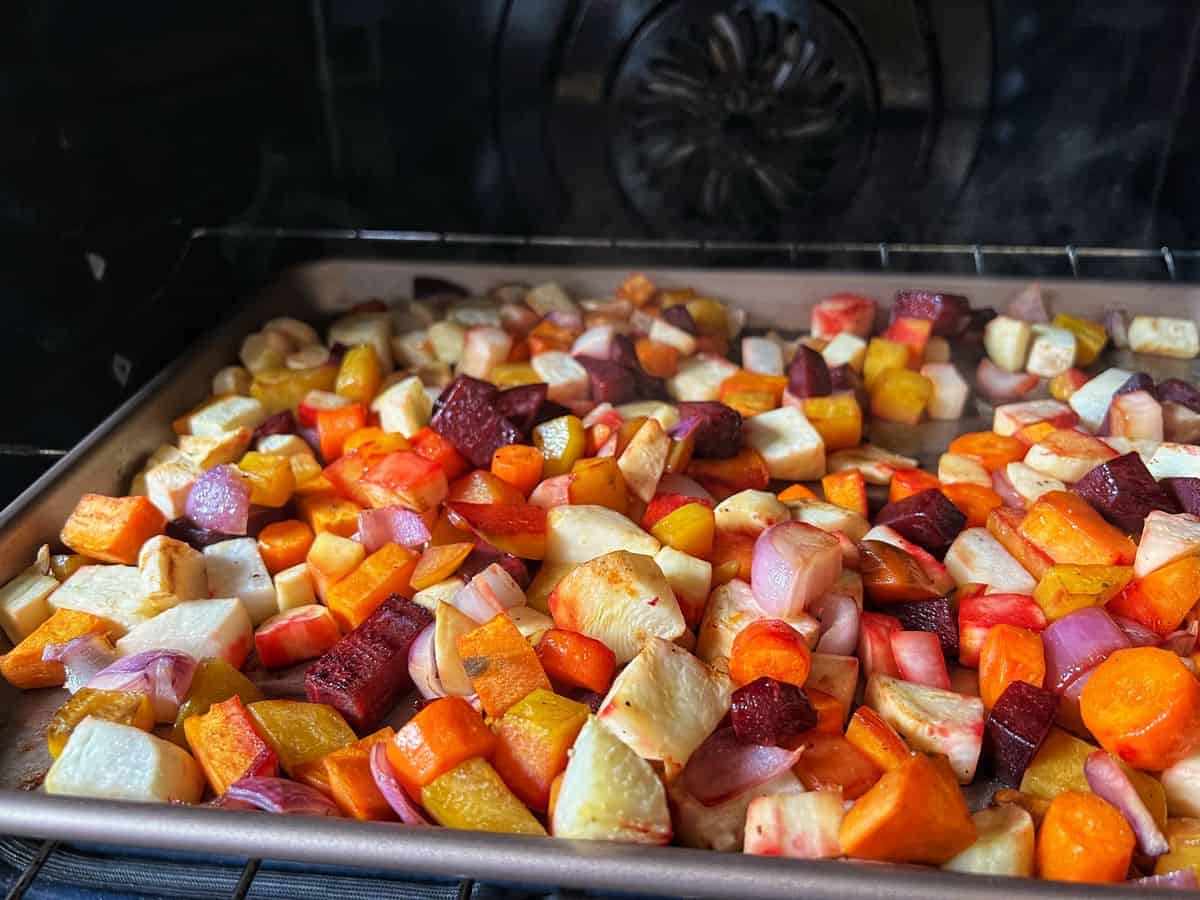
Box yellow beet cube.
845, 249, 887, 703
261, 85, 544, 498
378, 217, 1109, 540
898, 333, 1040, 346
685, 297, 732, 338
1033, 565, 1132, 622
650, 502, 715, 559
251, 366, 337, 414
336, 345, 383, 405
534, 415, 585, 478
568, 457, 627, 514
722, 391, 778, 417
290, 454, 334, 495
1156, 820, 1200, 879
489, 363, 541, 388
802, 395, 863, 451
47, 688, 154, 758
869, 368, 932, 425
297, 493, 361, 538
863, 338, 910, 389
237, 452, 295, 507
1052, 314, 1107, 367
248, 699, 356, 774
421, 757, 547, 835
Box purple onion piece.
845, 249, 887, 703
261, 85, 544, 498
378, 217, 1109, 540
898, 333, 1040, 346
1042, 607, 1130, 694
225, 777, 342, 816
1129, 870, 1199, 889
86, 650, 197, 722
1112, 614, 1162, 648
252, 410, 296, 442
185, 465, 251, 535
682, 726, 805, 807
41, 635, 118, 693
1084, 750, 1169, 856
357, 506, 432, 551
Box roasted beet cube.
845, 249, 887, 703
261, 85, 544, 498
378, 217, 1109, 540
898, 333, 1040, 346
252, 410, 296, 442
495, 383, 548, 435
1158, 378, 1200, 414
246, 504, 290, 537
305, 595, 433, 731
890, 597, 959, 656
730, 677, 817, 746
633, 368, 670, 401
892, 290, 971, 337
610, 333, 639, 370
165, 517, 236, 549
675, 402, 743, 459
874, 489, 967, 557
786, 346, 832, 398
534, 400, 571, 426
430, 376, 522, 468
1072, 452, 1179, 534
413, 275, 469, 299
985, 680, 1059, 786
662, 305, 698, 335
1165, 478, 1200, 516
576, 356, 638, 404
1115, 372, 1155, 397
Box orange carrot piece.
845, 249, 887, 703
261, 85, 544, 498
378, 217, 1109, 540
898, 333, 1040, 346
1081, 647, 1200, 771
324, 543, 419, 631
59, 494, 165, 565
1036, 791, 1134, 883
838, 753, 976, 864
807, 688, 845, 735
822, 469, 868, 516
1020, 491, 1136, 566
777, 483, 818, 502
294, 726, 395, 797
387, 697, 496, 799
535, 629, 617, 694
411, 542, 474, 591
1106, 555, 1200, 636
491, 445, 544, 497
729, 619, 812, 688
447, 469, 526, 506
941, 482, 1003, 528
634, 338, 681, 378
316, 403, 367, 461
0, 609, 113, 689
977, 624, 1045, 709
987, 506, 1053, 580
793, 733, 881, 800
688, 447, 770, 496
456, 614, 553, 718
321, 728, 398, 820
948, 431, 1026, 471
342, 427, 404, 456
257, 520, 315, 574
184, 696, 277, 795
409, 427, 470, 482
296, 492, 361, 538
719, 372, 789, 402
888, 468, 941, 504
1014, 420, 1059, 448
845, 707, 912, 771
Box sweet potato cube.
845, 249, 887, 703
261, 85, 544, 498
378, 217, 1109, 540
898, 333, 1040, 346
184, 696, 278, 794
1107, 555, 1200, 635
845, 706, 913, 772
839, 752, 976, 864
387, 696, 497, 798
1019, 491, 1136, 566
0, 608, 113, 689
293, 725, 393, 797
422, 757, 547, 835
60, 494, 165, 565
1033, 564, 1133, 622
309, 728, 396, 820
296, 492, 361, 538
248, 699, 356, 775
492, 688, 589, 812
801, 395, 863, 452
456, 613, 552, 718
325, 542, 419, 631
360, 451, 448, 512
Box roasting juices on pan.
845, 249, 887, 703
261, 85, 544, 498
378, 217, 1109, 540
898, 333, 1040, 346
4, 275, 1200, 884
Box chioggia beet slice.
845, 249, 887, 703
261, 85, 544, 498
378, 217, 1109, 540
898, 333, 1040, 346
984, 680, 1058, 786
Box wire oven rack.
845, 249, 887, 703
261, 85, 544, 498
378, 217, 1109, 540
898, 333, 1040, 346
2, 232, 1198, 899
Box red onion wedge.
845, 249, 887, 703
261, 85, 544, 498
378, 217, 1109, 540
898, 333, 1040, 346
408, 623, 446, 700
357, 506, 431, 551
451, 564, 525, 623
682, 726, 805, 807
185, 464, 251, 534
225, 777, 341, 817
1084, 750, 1169, 856
369, 743, 432, 825
1113, 614, 1162, 648
1129, 870, 1199, 889
991, 467, 1027, 510
812, 592, 860, 657
1161, 629, 1198, 657
87, 650, 197, 722
1042, 607, 1130, 693
42, 634, 118, 694
976, 359, 1038, 404
751, 522, 842, 617
656, 473, 714, 502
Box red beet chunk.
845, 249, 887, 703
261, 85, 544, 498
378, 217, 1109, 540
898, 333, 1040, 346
1165, 478, 1200, 516
246, 504, 290, 537
662, 305, 698, 335
787, 346, 832, 398
985, 680, 1059, 786
1115, 372, 1155, 397
166, 517, 236, 549
892, 290, 971, 337
576, 356, 638, 404
430, 376, 522, 468
889, 597, 959, 657
675, 402, 743, 459
413, 275, 469, 299
566, 688, 605, 714
610, 334, 639, 370
1158, 378, 1200, 414
252, 410, 296, 442
459, 548, 530, 588
874, 489, 967, 557
634, 368, 669, 402
730, 677, 817, 746
305, 595, 433, 731
1072, 452, 1179, 534
495, 383, 548, 435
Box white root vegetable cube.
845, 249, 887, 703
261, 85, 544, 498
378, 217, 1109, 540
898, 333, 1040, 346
144, 459, 201, 520
938, 453, 991, 487
372, 375, 431, 438
866, 673, 985, 783
983, 315, 1033, 372
993, 399, 1075, 437
204, 538, 278, 625
615, 401, 680, 431
598, 637, 731, 768
618, 418, 670, 503
821, 333, 867, 372
1101, 436, 1160, 465
180, 427, 253, 470
1005, 462, 1065, 506
257, 434, 313, 457
696, 579, 761, 673
649, 318, 697, 356
139, 535, 207, 609
551, 716, 671, 843
509, 606, 553, 645
50, 565, 158, 635
785, 499, 869, 542
945, 527, 1037, 594
44, 718, 204, 804
1164, 402, 1200, 444
1108, 390, 1164, 441
744, 789, 845, 859
264, 316, 320, 347
1128, 316, 1200, 359
531, 351, 590, 403
742, 337, 784, 375
1161, 751, 1200, 817
667, 353, 739, 402
1023, 436, 1110, 483
458, 326, 513, 380
1148, 442, 1200, 480
274, 563, 316, 612
0, 572, 57, 644
653, 546, 711, 623
186, 395, 267, 438
239, 330, 291, 374
714, 490, 790, 536
329, 312, 394, 371
116, 597, 253, 667
920, 363, 968, 420
1068, 367, 1132, 432
742, 406, 825, 481
806, 653, 859, 719
411, 576, 467, 614
212, 366, 252, 396
1025, 325, 1077, 378
427, 320, 467, 365
526, 281, 576, 317
447, 300, 502, 328
942, 805, 1035, 877
392, 330, 435, 368
672, 771, 803, 851
1134, 511, 1200, 578
549, 550, 684, 664
826, 444, 918, 485
545, 505, 660, 564
286, 346, 332, 370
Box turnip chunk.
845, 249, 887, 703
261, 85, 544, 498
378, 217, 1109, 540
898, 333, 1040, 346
1134, 511, 1200, 578
1068, 367, 1132, 432
920, 363, 968, 420
1161, 751, 1200, 817
751, 522, 841, 617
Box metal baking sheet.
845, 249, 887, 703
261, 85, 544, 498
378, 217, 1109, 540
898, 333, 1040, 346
1, 259, 1198, 898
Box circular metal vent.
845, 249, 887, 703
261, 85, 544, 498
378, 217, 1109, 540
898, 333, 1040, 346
610, 3, 874, 228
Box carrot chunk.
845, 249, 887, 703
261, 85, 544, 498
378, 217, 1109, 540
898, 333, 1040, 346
257, 520, 315, 574
977, 624, 1045, 709
491, 445, 544, 497
387, 696, 496, 799
888, 468, 941, 504
60, 494, 165, 565
822, 470, 868, 516
1019, 491, 1136, 567
0, 609, 113, 689
729, 619, 811, 688
948, 431, 1026, 471
535, 628, 617, 694
1036, 790, 1134, 883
